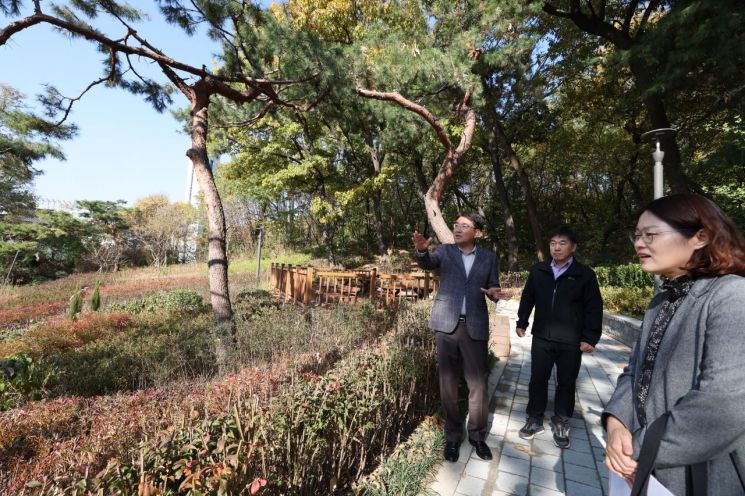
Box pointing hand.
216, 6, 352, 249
412, 231, 433, 252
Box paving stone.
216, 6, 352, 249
497, 455, 530, 476
429, 477, 457, 496
531, 453, 562, 472
568, 417, 587, 428
532, 438, 563, 457
529, 484, 566, 496
485, 433, 504, 449
567, 438, 593, 454
569, 426, 588, 439
455, 475, 487, 495
511, 403, 527, 413
501, 442, 532, 460
530, 466, 565, 492
464, 458, 493, 479
593, 447, 606, 462
564, 448, 597, 468
564, 462, 602, 487
504, 429, 527, 444
426, 307, 633, 496
565, 480, 604, 496
494, 472, 529, 496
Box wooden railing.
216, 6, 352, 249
269, 264, 440, 307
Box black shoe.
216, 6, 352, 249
550, 416, 571, 449
469, 440, 493, 460
519, 419, 545, 440
444, 441, 460, 462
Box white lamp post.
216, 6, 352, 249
640, 127, 676, 293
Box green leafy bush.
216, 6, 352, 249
52, 314, 217, 396
354, 415, 444, 495
233, 289, 279, 320
601, 286, 653, 318
0, 353, 58, 410
595, 263, 653, 289
106, 289, 207, 315
233, 301, 395, 369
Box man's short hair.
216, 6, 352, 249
547, 225, 578, 244
458, 211, 485, 230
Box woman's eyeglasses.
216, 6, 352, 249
628, 231, 677, 244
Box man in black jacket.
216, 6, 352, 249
516, 226, 603, 449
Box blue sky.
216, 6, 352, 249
1, 2, 227, 206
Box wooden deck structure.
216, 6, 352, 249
269, 264, 441, 307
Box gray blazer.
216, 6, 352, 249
604, 275, 745, 495
415, 244, 499, 340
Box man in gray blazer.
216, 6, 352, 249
413, 212, 505, 462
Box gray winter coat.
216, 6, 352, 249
415, 244, 499, 340
604, 275, 745, 495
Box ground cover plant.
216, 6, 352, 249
0, 301, 437, 495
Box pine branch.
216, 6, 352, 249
355, 87, 453, 152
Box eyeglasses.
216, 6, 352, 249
628, 231, 677, 244
453, 223, 476, 231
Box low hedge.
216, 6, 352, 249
600, 286, 653, 319
595, 263, 653, 289
105, 289, 209, 315
1, 302, 439, 495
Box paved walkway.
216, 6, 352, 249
428, 301, 632, 496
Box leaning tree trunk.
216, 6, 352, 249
487, 130, 519, 271
188, 83, 232, 324
355, 87, 476, 246
424, 102, 477, 244
369, 144, 387, 254
493, 118, 545, 261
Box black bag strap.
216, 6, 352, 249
630, 412, 708, 496
689, 461, 708, 496
631, 413, 670, 496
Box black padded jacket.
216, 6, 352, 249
516, 259, 603, 346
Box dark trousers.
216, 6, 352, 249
526, 336, 583, 422
435, 320, 489, 443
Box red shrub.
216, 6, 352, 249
0, 366, 288, 493
0, 312, 133, 358
0, 300, 67, 329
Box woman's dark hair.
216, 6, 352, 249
643, 194, 745, 277
547, 225, 578, 244
458, 211, 485, 230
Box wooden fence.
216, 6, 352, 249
269, 264, 441, 307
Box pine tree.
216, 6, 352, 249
68, 289, 83, 321
89, 281, 101, 312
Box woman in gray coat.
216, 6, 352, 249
604, 194, 745, 495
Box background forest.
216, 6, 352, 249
1, 1, 744, 494
2, 0, 743, 284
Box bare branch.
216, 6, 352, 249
0, 12, 45, 45
52, 75, 112, 126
